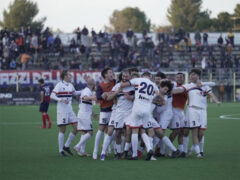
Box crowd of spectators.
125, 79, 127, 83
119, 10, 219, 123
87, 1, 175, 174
0, 26, 239, 73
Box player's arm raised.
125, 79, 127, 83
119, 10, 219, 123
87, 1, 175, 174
73, 90, 81, 96
208, 92, 221, 106
172, 87, 185, 94
82, 95, 97, 101
120, 81, 131, 88
196, 80, 216, 87
107, 89, 122, 101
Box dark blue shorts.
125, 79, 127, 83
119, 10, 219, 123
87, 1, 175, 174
39, 102, 49, 112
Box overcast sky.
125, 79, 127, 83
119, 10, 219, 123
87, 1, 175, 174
0, 0, 239, 32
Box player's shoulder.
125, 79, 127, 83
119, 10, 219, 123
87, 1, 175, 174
202, 85, 211, 91
82, 87, 91, 94
183, 82, 195, 88
113, 82, 121, 89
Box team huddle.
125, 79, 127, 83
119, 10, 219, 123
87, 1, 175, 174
49, 67, 221, 160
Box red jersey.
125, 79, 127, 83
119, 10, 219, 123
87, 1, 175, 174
96, 80, 116, 111
172, 84, 188, 110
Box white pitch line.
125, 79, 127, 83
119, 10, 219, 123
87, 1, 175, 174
219, 114, 240, 120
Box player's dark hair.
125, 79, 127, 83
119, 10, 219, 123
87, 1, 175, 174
38, 78, 44, 84
128, 67, 139, 73
117, 72, 122, 83
131, 72, 140, 78
141, 71, 152, 78
101, 67, 112, 78
60, 70, 69, 80
160, 80, 173, 93
189, 68, 201, 77
177, 72, 185, 76
156, 71, 166, 79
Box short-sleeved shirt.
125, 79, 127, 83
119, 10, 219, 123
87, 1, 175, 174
52, 81, 76, 113
78, 87, 93, 114
130, 77, 159, 111
40, 84, 51, 102
112, 83, 134, 112
183, 83, 211, 109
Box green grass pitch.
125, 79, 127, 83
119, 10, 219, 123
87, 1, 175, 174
0, 103, 240, 180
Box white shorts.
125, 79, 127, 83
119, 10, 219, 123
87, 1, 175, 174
57, 110, 77, 126
169, 108, 185, 129
184, 106, 190, 128
108, 110, 116, 127
99, 111, 112, 125
150, 117, 160, 129
124, 114, 131, 126
159, 109, 173, 130
114, 110, 131, 129
127, 109, 151, 129
188, 106, 207, 129
77, 112, 93, 131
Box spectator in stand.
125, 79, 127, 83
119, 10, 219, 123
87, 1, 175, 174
75, 27, 81, 45
194, 31, 201, 44
234, 55, 239, 72
25, 26, 32, 37
226, 43, 233, 59
203, 32, 208, 47
217, 34, 223, 48
43, 27, 51, 39
126, 28, 134, 46
81, 26, 89, 46
54, 35, 62, 54
210, 55, 217, 73
91, 28, 97, 44
69, 38, 79, 54
185, 33, 192, 52
219, 83, 225, 102
31, 34, 38, 53
9, 58, 17, 69
177, 27, 185, 42
19, 26, 25, 37
146, 38, 154, 59
142, 29, 147, 39
191, 53, 197, 68
227, 29, 234, 47
208, 45, 214, 57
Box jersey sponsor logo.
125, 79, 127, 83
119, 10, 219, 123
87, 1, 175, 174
139, 94, 149, 101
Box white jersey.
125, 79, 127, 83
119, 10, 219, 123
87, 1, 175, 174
52, 81, 76, 113
156, 95, 169, 113
112, 83, 134, 112
78, 87, 93, 114
130, 77, 159, 111
183, 83, 211, 109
